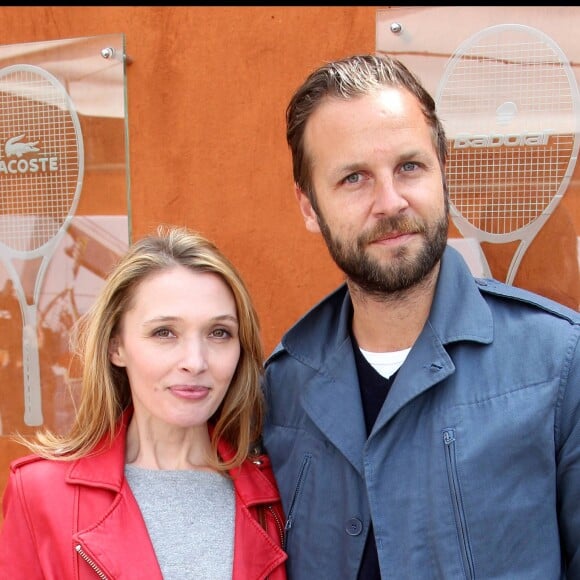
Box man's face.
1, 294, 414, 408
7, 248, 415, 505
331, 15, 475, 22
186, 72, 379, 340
297, 87, 448, 295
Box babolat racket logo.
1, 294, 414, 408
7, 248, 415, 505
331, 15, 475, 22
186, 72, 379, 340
1, 133, 59, 174
453, 131, 551, 148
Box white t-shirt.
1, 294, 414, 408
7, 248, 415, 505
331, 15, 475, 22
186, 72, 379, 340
359, 347, 411, 379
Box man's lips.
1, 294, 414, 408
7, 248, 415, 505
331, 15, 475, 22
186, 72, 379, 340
372, 231, 414, 243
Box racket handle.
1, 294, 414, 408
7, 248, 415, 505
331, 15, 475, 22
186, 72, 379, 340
505, 241, 529, 286
22, 320, 44, 426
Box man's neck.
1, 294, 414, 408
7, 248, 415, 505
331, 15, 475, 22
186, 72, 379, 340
348, 263, 439, 352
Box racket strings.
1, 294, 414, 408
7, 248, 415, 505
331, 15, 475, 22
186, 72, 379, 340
448, 137, 575, 234
0, 70, 81, 252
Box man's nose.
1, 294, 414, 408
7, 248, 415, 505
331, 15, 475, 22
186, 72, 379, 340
372, 177, 409, 216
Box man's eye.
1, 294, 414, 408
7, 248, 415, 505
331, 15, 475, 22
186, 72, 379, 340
344, 173, 361, 184
401, 161, 418, 173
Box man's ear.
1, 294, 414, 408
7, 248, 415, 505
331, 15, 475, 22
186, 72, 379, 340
295, 184, 321, 233
108, 336, 126, 367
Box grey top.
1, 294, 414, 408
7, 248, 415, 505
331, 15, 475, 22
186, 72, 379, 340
125, 465, 235, 579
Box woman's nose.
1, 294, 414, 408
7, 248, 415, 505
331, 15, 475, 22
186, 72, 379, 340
179, 339, 209, 372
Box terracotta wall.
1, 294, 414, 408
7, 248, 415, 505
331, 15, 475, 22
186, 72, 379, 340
0, 6, 578, 510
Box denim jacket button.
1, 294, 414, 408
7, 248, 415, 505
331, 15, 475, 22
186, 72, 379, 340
345, 517, 363, 536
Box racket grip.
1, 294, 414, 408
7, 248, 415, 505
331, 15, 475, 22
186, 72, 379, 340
22, 322, 44, 426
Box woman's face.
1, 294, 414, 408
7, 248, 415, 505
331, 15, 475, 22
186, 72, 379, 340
109, 265, 241, 430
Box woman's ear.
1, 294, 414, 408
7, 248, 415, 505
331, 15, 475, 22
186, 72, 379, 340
108, 336, 125, 367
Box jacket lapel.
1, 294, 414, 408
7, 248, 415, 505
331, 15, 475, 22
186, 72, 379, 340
74, 482, 163, 578
301, 342, 367, 476
281, 286, 369, 476
233, 501, 286, 579
223, 446, 287, 579
67, 409, 164, 578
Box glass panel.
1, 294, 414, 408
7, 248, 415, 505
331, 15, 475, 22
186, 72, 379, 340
377, 7, 580, 309
0, 34, 130, 442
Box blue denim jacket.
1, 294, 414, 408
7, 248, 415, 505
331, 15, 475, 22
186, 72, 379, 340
263, 245, 580, 580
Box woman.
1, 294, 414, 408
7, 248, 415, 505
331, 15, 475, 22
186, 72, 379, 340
0, 226, 287, 579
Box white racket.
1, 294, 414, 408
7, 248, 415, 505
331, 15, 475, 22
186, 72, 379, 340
0, 64, 84, 426
435, 24, 580, 284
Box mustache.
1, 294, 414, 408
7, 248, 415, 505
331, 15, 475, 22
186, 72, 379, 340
360, 216, 426, 245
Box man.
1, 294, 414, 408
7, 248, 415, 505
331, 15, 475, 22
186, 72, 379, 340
262, 54, 580, 579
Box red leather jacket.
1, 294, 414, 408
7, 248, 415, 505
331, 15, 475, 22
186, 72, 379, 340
0, 412, 287, 579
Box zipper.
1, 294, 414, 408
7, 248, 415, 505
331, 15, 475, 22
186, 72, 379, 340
75, 544, 109, 580
252, 455, 286, 547
283, 452, 312, 550
261, 504, 286, 580
443, 429, 474, 580
267, 504, 285, 546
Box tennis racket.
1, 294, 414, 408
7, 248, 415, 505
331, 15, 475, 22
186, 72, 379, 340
0, 64, 84, 426
435, 23, 580, 284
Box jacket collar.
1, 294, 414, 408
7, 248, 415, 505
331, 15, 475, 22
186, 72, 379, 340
276, 244, 493, 367
67, 410, 281, 505
429, 245, 493, 345
66, 407, 131, 491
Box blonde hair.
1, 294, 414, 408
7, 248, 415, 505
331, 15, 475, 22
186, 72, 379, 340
18, 225, 264, 472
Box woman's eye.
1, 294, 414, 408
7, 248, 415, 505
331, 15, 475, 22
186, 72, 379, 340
154, 328, 174, 338
211, 328, 231, 339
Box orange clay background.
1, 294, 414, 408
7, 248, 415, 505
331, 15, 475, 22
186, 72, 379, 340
0, 7, 578, 516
